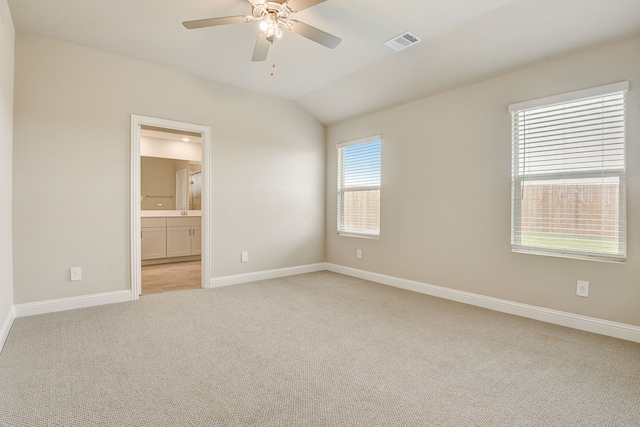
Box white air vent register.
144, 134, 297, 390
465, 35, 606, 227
384, 31, 422, 51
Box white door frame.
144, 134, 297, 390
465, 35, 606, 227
130, 115, 211, 300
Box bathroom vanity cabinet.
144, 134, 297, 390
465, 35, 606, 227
166, 217, 201, 258
141, 216, 201, 261
141, 217, 167, 260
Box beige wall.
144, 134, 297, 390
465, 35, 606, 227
326, 37, 640, 327
0, 0, 14, 334
12, 33, 325, 304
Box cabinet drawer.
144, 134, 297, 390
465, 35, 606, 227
142, 217, 166, 228
167, 217, 201, 227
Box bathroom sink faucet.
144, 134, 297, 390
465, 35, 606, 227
179, 205, 188, 215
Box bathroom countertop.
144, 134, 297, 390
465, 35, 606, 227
141, 210, 202, 217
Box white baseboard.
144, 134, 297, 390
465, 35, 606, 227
0, 305, 16, 352
210, 263, 326, 288
326, 263, 640, 343
14, 290, 132, 318
6, 264, 638, 344
10, 263, 326, 319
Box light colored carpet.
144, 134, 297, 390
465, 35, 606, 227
1, 271, 639, 426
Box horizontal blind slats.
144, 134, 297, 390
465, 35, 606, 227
337, 139, 381, 236
511, 87, 626, 260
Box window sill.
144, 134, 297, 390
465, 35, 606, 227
512, 247, 625, 263
338, 232, 380, 240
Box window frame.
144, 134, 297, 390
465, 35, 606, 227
509, 82, 628, 262
337, 136, 382, 239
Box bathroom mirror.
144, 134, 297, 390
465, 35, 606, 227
140, 126, 202, 211
141, 157, 201, 210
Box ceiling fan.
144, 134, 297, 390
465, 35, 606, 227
183, 0, 341, 62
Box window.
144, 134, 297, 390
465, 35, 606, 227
337, 136, 382, 238
509, 82, 628, 261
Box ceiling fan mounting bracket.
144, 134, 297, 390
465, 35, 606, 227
251, 1, 292, 23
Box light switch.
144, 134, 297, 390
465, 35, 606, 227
70, 267, 82, 282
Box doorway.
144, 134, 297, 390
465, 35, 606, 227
131, 115, 211, 300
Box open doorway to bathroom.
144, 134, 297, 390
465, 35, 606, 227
131, 116, 211, 300
140, 126, 201, 295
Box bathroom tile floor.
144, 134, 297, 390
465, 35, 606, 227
141, 260, 201, 295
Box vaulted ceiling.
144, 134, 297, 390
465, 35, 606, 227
8, 0, 640, 124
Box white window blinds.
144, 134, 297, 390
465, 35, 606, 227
509, 82, 627, 261
337, 137, 382, 237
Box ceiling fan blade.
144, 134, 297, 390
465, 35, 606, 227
252, 33, 271, 62
183, 15, 248, 29
288, 19, 341, 49
286, 0, 327, 12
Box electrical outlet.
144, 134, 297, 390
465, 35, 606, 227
356, 249, 362, 259
241, 251, 249, 263
70, 267, 82, 282
576, 280, 589, 297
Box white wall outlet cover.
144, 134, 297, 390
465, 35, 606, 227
241, 252, 249, 263
70, 267, 82, 282
577, 280, 589, 297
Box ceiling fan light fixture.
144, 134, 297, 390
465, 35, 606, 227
265, 27, 283, 42
260, 11, 284, 42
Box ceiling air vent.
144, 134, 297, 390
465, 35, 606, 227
384, 31, 422, 51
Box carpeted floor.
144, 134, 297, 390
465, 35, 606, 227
1, 271, 639, 426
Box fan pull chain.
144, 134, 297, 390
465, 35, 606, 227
270, 45, 276, 77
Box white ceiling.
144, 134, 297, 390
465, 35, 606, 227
8, 0, 640, 124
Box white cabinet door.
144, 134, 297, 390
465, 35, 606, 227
141, 227, 167, 260
143, 216, 201, 260
166, 226, 192, 257
191, 225, 201, 256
